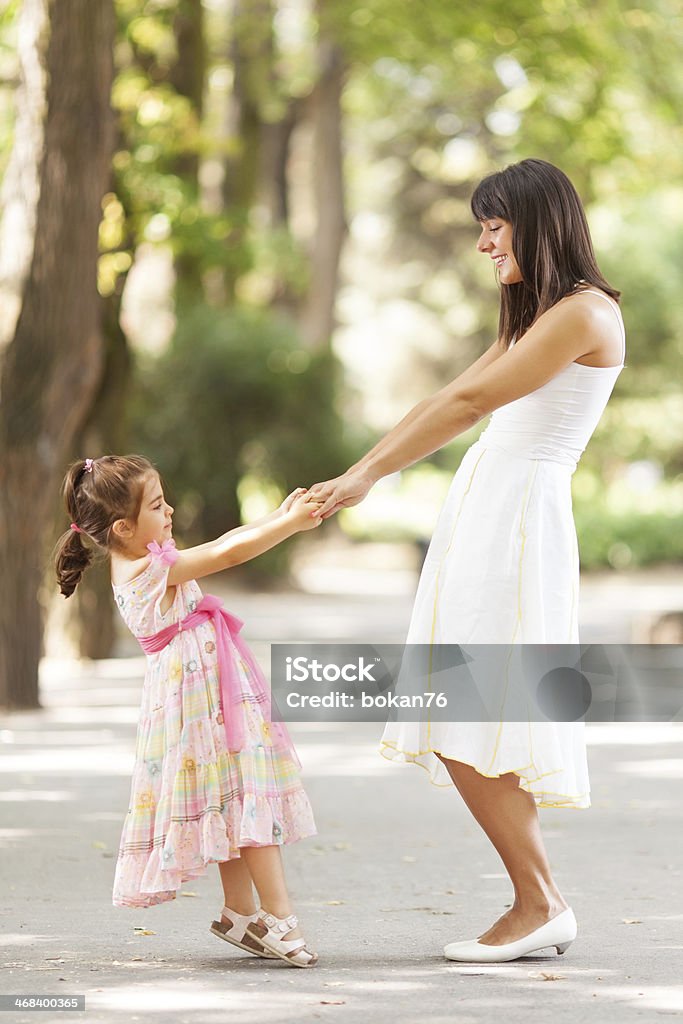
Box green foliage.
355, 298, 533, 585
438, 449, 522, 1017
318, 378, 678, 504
0, 0, 19, 183
127, 304, 361, 575
338, 460, 683, 570
574, 504, 683, 570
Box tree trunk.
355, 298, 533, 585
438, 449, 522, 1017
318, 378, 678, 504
71, 284, 132, 660
220, 0, 276, 301
0, 0, 115, 709
170, 0, 205, 300
298, 34, 348, 350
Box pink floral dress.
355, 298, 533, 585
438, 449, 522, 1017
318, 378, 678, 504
111, 542, 316, 908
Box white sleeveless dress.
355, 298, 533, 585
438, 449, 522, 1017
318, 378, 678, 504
380, 290, 626, 808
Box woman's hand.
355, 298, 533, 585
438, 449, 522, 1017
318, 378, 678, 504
307, 469, 376, 519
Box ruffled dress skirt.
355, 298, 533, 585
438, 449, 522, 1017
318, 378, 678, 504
380, 440, 591, 809
111, 551, 316, 908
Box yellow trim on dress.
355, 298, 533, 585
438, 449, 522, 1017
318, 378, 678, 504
378, 739, 590, 808
426, 447, 488, 750
487, 459, 538, 773
400, 448, 588, 810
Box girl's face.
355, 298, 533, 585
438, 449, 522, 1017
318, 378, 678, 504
476, 218, 523, 285
124, 472, 174, 554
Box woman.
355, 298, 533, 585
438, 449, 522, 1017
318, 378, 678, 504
308, 158, 625, 963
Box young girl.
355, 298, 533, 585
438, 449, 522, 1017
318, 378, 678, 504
54, 454, 323, 968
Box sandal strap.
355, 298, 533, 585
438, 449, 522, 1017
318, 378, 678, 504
279, 937, 306, 954
260, 911, 298, 934
222, 906, 257, 924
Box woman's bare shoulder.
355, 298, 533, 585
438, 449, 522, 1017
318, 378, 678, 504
550, 287, 622, 365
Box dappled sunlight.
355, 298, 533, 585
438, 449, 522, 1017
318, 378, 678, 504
614, 758, 683, 779
80, 977, 448, 1020
595, 983, 683, 1013
0, 747, 136, 776
0, 828, 44, 847
586, 723, 683, 745
0, 789, 74, 802
1, 729, 119, 745
40, 656, 147, 683
0, 933, 54, 948
291, 742, 394, 779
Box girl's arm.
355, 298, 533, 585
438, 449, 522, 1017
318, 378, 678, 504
184, 488, 307, 556
166, 491, 321, 587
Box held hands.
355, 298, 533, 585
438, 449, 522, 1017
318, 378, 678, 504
281, 487, 325, 531
307, 469, 375, 519
278, 487, 309, 514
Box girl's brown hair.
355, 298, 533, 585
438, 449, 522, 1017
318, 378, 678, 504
54, 455, 155, 598
470, 158, 620, 348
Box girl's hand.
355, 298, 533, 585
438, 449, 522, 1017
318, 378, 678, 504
278, 486, 308, 515
285, 491, 325, 531
307, 469, 375, 519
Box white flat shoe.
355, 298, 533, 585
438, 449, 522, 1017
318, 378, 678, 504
444, 907, 577, 963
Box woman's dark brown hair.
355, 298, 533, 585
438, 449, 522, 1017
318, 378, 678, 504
54, 455, 154, 598
470, 158, 620, 348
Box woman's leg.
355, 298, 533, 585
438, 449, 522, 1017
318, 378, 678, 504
438, 755, 569, 944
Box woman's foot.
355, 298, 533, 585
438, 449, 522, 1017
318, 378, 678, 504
475, 899, 570, 946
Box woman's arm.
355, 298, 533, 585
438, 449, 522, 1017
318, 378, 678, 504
311, 298, 607, 517
349, 337, 506, 473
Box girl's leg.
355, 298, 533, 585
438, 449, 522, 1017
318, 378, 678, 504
217, 856, 257, 916
438, 755, 569, 944
240, 845, 302, 941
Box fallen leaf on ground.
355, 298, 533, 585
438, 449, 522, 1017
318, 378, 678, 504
622, 919, 642, 925
325, 900, 344, 905
133, 928, 156, 935
180, 892, 198, 897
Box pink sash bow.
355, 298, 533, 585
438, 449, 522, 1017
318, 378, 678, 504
138, 593, 295, 759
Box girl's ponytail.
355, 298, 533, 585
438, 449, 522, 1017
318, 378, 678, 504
54, 454, 153, 598
54, 527, 94, 598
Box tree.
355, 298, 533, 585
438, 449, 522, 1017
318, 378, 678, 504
0, 0, 116, 709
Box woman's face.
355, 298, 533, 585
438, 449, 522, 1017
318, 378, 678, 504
476, 219, 523, 285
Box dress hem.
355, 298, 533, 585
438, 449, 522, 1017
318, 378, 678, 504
379, 739, 591, 809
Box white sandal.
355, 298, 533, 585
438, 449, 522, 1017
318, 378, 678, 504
209, 905, 278, 959
246, 910, 318, 968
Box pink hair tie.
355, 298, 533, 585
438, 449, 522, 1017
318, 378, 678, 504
70, 523, 82, 534
84, 458, 94, 473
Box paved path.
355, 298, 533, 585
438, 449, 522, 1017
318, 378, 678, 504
2, 562, 683, 1023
